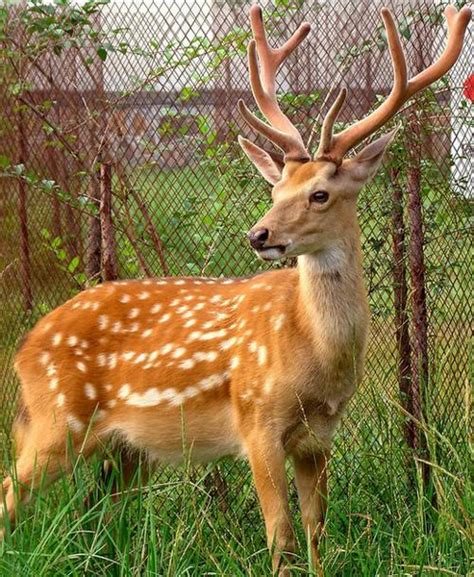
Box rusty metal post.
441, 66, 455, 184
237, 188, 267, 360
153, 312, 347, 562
100, 163, 118, 281
390, 167, 417, 455
17, 107, 33, 311
406, 113, 433, 495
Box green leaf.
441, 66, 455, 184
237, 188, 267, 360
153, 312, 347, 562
68, 256, 80, 273
0, 155, 10, 169
97, 46, 107, 61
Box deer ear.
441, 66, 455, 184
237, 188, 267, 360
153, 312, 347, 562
238, 136, 283, 185
342, 127, 399, 182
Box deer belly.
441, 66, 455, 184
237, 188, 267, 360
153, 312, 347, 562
106, 397, 243, 464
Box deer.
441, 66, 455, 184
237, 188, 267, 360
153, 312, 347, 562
1, 4, 470, 575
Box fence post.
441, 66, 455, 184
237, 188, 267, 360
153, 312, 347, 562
17, 106, 33, 312
85, 169, 102, 283
100, 163, 118, 281
406, 113, 433, 497
390, 167, 416, 457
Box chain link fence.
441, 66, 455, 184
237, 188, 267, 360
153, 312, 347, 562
0, 0, 471, 540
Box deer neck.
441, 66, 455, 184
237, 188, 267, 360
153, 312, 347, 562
296, 233, 368, 347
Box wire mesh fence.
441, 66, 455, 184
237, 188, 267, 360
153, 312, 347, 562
0, 0, 471, 546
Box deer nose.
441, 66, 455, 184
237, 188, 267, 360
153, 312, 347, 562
247, 228, 269, 250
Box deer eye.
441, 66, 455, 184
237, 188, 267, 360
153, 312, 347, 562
309, 191, 329, 204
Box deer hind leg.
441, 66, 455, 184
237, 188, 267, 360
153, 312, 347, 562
0, 415, 97, 536
246, 432, 295, 576
293, 450, 329, 574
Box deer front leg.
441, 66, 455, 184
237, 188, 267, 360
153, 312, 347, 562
246, 432, 295, 576
293, 450, 329, 573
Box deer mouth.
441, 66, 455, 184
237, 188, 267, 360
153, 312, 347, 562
256, 244, 288, 261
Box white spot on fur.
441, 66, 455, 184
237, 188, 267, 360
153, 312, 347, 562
67, 336, 78, 347
272, 313, 286, 331
134, 352, 148, 364
56, 393, 65, 407
52, 333, 62, 347
108, 353, 118, 369
179, 359, 195, 370
128, 323, 140, 332
230, 356, 240, 370
126, 387, 162, 407
40, 351, 51, 366
107, 399, 117, 408
138, 291, 150, 300
200, 329, 227, 341
66, 414, 84, 433
118, 384, 131, 399
85, 383, 97, 400
112, 321, 122, 333
49, 377, 59, 390
258, 345, 267, 366
46, 363, 57, 377
194, 351, 218, 362
220, 337, 236, 351
160, 343, 173, 355
97, 353, 106, 367
128, 308, 140, 319
159, 313, 171, 323
142, 329, 153, 338
183, 319, 196, 328
172, 347, 186, 359
187, 330, 202, 342
120, 294, 131, 303
263, 375, 275, 394
98, 315, 109, 330
249, 341, 257, 353
150, 303, 162, 314
76, 361, 87, 373
198, 372, 228, 391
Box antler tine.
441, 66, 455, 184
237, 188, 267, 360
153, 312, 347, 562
407, 5, 471, 96
320, 5, 471, 164
316, 88, 347, 159
238, 5, 311, 162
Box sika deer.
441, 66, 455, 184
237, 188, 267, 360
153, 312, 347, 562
1, 4, 470, 575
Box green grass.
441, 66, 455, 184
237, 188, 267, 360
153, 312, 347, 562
1, 159, 472, 576
0, 392, 471, 577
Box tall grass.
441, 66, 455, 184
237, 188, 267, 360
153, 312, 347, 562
1, 366, 471, 576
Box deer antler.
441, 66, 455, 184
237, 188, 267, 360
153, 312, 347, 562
238, 5, 311, 162
316, 5, 472, 164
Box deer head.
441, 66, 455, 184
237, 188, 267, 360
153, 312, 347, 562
239, 5, 471, 262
